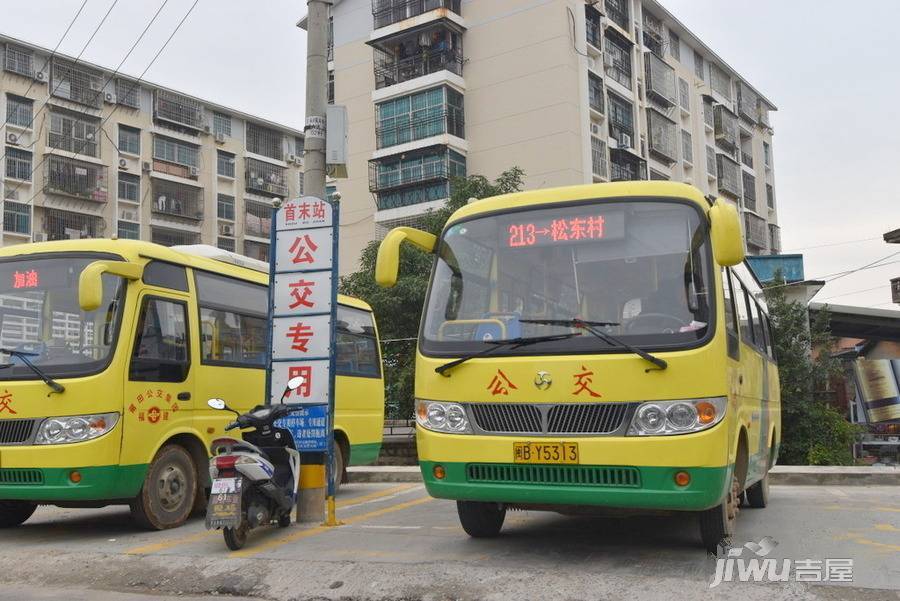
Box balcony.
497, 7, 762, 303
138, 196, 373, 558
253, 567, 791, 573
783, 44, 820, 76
743, 171, 757, 212
151, 179, 203, 221
714, 104, 738, 151
151, 226, 200, 247
246, 123, 285, 161
50, 59, 103, 109
737, 81, 759, 123
741, 150, 754, 168
744, 213, 767, 250
43, 155, 108, 203
376, 105, 464, 149
154, 90, 204, 131
43, 208, 104, 241
373, 43, 463, 89
244, 240, 270, 262
245, 158, 288, 198
644, 52, 676, 107
646, 109, 677, 164
609, 148, 646, 182
716, 154, 741, 199
603, 31, 632, 89
372, 0, 461, 30
369, 146, 465, 211
245, 199, 273, 238
605, 0, 629, 30
48, 110, 100, 157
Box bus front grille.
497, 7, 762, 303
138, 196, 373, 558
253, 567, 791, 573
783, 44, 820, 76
0, 419, 37, 445
466, 464, 641, 488
467, 403, 633, 435
0, 469, 44, 485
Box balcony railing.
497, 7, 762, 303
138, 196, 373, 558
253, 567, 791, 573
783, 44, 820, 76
153, 159, 197, 180
586, 16, 602, 49
369, 154, 452, 194
645, 53, 676, 107
605, 0, 628, 30
603, 52, 631, 88
154, 89, 203, 131
43, 208, 104, 241
646, 109, 677, 163
609, 149, 646, 182
374, 47, 463, 89
245, 158, 288, 197
716, 154, 741, 198
375, 109, 464, 149
741, 150, 753, 168
151, 226, 200, 247
768, 224, 781, 254
714, 105, 738, 150
44, 155, 108, 203
744, 213, 767, 249
151, 180, 203, 221
372, 0, 461, 30
737, 81, 758, 123
743, 172, 757, 212
245, 200, 273, 238
50, 59, 103, 109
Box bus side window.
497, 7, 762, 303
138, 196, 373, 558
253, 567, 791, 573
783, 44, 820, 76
734, 279, 752, 346
194, 271, 268, 368
722, 269, 739, 359
335, 306, 381, 378
765, 315, 777, 361
130, 297, 190, 382
748, 298, 765, 352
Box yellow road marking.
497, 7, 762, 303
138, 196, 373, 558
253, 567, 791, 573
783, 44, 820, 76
230, 495, 435, 559
125, 483, 419, 555
875, 523, 900, 532
823, 504, 900, 513
847, 537, 900, 553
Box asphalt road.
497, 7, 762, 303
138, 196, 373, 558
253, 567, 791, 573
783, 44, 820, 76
0, 483, 897, 600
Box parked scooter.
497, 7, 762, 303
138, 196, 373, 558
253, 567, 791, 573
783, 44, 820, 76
205, 377, 304, 550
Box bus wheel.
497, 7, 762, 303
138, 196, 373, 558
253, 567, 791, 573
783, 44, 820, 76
457, 501, 506, 538
332, 442, 345, 495
0, 501, 37, 528
131, 445, 197, 530
699, 474, 740, 553
745, 472, 769, 508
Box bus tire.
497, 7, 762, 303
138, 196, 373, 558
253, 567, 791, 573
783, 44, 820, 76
457, 501, 505, 538
130, 445, 197, 530
745, 472, 769, 508
0, 500, 37, 528
332, 441, 345, 495
699, 474, 739, 553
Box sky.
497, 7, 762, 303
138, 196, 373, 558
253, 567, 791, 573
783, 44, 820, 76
4, 0, 898, 311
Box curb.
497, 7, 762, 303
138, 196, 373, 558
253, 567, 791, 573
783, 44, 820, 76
349, 465, 900, 486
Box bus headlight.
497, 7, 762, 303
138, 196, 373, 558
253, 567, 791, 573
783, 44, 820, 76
627, 398, 726, 436
35, 413, 119, 445
416, 400, 471, 434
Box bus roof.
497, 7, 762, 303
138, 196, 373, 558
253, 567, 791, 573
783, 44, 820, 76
0, 239, 370, 311
447, 181, 710, 226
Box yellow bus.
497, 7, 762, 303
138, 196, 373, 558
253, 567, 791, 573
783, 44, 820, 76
376, 181, 779, 551
0, 240, 384, 530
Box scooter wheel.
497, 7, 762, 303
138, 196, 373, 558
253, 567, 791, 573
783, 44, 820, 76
223, 524, 248, 550
277, 512, 291, 528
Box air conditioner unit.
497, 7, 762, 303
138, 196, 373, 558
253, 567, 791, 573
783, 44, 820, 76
214, 133, 226, 144
619, 133, 632, 148
590, 123, 602, 136
120, 210, 137, 222
6, 133, 18, 145
33, 233, 47, 243
142, 161, 151, 172
202, 124, 211, 134
189, 166, 200, 177
118, 158, 128, 170
90, 81, 102, 92
220, 223, 234, 236
293, 155, 304, 165
34, 71, 46, 82
286, 154, 297, 163
104, 92, 115, 103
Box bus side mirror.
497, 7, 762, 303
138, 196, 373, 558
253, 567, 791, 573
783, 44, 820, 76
78, 261, 144, 311
708, 200, 746, 267
375, 227, 437, 288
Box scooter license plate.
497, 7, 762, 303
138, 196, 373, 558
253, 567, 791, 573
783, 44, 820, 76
206, 478, 242, 530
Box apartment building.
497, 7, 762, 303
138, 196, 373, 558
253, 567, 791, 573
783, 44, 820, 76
0, 34, 305, 261
317, 0, 780, 274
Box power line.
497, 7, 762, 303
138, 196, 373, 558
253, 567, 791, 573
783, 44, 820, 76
782, 236, 883, 252
0, 0, 121, 165
817, 285, 888, 301
826, 251, 900, 285
10, 0, 199, 207
764, 252, 900, 292
0, 0, 89, 134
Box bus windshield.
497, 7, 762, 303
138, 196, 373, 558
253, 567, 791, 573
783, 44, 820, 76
0, 255, 125, 379
421, 199, 714, 356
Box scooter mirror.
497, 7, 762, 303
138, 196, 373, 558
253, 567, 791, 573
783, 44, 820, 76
207, 398, 227, 410
286, 376, 306, 391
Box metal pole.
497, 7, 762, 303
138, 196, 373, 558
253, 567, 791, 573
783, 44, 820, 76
295, 0, 330, 524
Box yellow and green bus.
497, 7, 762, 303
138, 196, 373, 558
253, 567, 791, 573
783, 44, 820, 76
376, 181, 779, 550
0, 240, 384, 529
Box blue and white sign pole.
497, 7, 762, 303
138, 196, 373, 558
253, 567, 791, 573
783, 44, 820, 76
266, 195, 340, 526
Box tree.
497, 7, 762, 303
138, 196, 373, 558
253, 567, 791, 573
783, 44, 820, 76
764, 274, 859, 465
340, 168, 525, 419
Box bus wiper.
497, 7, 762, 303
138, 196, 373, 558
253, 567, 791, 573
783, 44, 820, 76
435, 333, 582, 376
520, 319, 667, 372
0, 348, 66, 394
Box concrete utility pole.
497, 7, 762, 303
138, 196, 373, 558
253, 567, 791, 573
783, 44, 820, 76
295, 0, 330, 525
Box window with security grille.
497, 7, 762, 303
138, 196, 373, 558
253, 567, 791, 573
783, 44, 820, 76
43, 208, 103, 240
244, 240, 269, 262
678, 78, 690, 112
604, 32, 632, 88
693, 50, 704, 80
217, 151, 235, 178
742, 171, 757, 212
681, 130, 693, 164
644, 52, 676, 106
246, 123, 284, 160
709, 63, 731, 99
604, 0, 628, 29
4, 44, 34, 77
151, 227, 199, 247
154, 89, 203, 130
153, 136, 199, 168
45, 155, 108, 202
214, 112, 232, 137
763, 142, 771, 167
245, 158, 287, 197
217, 237, 235, 252
607, 93, 634, 145
766, 183, 775, 209
118, 125, 140, 155
5, 95, 32, 128
646, 109, 677, 163
3, 201, 30, 234
50, 59, 104, 108
716, 154, 741, 198
669, 30, 680, 61
115, 78, 140, 109
245, 200, 273, 238
118, 221, 140, 240
375, 86, 464, 149
118, 173, 140, 202
295, 136, 304, 155
588, 72, 604, 114
151, 179, 203, 220
49, 110, 100, 157
217, 194, 235, 220
5, 147, 32, 181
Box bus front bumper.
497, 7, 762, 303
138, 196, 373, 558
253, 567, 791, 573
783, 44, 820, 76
0, 465, 147, 502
